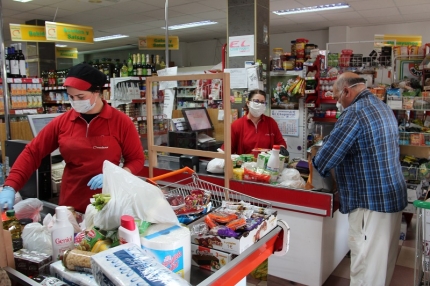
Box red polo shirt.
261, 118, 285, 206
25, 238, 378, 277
225, 114, 286, 154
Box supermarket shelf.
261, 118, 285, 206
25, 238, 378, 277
43, 83, 110, 90
305, 90, 316, 94
313, 117, 337, 123
44, 100, 70, 104
399, 144, 430, 147
177, 95, 195, 98
131, 98, 163, 103
176, 86, 197, 89
130, 115, 166, 121
305, 77, 316, 80
0, 78, 42, 84
320, 99, 337, 104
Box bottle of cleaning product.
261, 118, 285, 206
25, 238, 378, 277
118, 215, 140, 246
51, 206, 74, 262
266, 145, 281, 183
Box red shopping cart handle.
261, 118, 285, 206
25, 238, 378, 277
146, 167, 195, 186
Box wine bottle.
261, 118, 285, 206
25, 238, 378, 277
141, 54, 147, 76
136, 54, 142, 76
132, 54, 137, 76
145, 54, 151, 77
113, 59, 121, 78
120, 60, 128, 77
10, 45, 20, 78
18, 43, 26, 78
5, 48, 10, 78
127, 53, 133, 76
151, 54, 157, 76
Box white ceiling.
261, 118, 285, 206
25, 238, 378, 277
2, 0, 430, 52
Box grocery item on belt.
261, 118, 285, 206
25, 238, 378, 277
208, 212, 237, 224
91, 243, 191, 286
61, 249, 94, 273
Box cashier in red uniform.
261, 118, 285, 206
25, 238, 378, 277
222, 89, 287, 154
0, 63, 145, 213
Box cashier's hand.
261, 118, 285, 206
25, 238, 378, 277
0, 186, 16, 208
88, 174, 103, 190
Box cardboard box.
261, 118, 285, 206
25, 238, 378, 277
14, 249, 51, 277
50, 261, 98, 286
191, 244, 233, 272
191, 211, 277, 255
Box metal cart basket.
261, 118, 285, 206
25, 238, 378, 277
414, 200, 430, 286
146, 166, 272, 210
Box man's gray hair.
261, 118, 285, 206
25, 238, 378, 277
334, 77, 366, 91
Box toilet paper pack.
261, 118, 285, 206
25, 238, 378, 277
91, 243, 191, 286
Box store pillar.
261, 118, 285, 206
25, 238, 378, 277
227, 0, 270, 71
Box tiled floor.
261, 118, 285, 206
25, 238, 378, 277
247, 215, 417, 286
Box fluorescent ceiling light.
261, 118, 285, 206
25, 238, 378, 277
162, 20, 217, 30
13, 0, 33, 2
273, 2, 350, 15
94, 34, 129, 42
55, 44, 67, 47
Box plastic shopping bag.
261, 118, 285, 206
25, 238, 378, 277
13, 198, 43, 222
207, 158, 225, 173
43, 210, 82, 233
93, 161, 179, 230
22, 222, 52, 255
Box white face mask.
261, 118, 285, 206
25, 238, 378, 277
248, 101, 266, 117
336, 101, 344, 113
70, 94, 96, 113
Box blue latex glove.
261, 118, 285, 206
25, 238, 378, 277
0, 186, 16, 208
87, 174, 103, 190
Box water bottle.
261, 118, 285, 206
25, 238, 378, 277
266, 145, 280, 183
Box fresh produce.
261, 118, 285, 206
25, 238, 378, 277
92, 194, 111, 211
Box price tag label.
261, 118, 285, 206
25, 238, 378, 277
14, 78, 22, 83
32, 78, 40, 83
137, 117, 142, 121
15, 110, 23, 114
142, 116, 147, 121
129, 117, 134, 121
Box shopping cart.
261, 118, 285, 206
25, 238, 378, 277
146, 167, 272, 210
414, 200, 430, 286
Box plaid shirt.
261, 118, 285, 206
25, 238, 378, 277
312, 90, 407, 214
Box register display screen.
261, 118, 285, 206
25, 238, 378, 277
28, 114, 62, 137
181, 108, 214, 132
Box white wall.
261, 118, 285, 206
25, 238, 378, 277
270, 29, 329, 54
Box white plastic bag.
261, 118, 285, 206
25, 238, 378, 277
207, 158, 225, 173
22, 222, 52, 255
44, 210, 81, 233
278, 168, 306, 189
83, 204, 97, 231
93, 161, 179, 230
13, 198, 43, 222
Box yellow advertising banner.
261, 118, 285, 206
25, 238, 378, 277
56, 47, 78, 59
374, 34, 422, 47
45, 21, 93, 44
10, 24, 48, 42
138, 36, 179, 50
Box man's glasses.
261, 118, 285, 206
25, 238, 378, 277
250, 99, 267, 105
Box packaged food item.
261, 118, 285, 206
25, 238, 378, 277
74, 227, 106, 252
61, 249, 94, 273
191, 244, 233, 272
32, 275, 68, 285
243, 167, 271, 183
204, 215, 218, 229
14, 249, 52, 277
208, 212, 238, 224
226, 217, 247, 230
209, 225, 240, 238
165, 193, 185, 209
50, 260, 98, 286
232, 168, 244, 180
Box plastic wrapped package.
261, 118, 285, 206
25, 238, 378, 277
50, 261, 98, 286
13, 198, 43, 222
91, 243, 191, 286
22, 222, 52, 255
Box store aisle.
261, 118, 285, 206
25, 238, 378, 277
246, 215, 417, 286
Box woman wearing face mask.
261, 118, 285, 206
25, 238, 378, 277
0, 63, 144, 213
226, 89, 286, 154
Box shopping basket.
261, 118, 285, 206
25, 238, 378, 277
414, 200, 430, 286
146, 167, 272, 210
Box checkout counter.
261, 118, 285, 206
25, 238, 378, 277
137, 153, 349, 286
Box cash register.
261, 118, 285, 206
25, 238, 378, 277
168, 107, 223, 154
